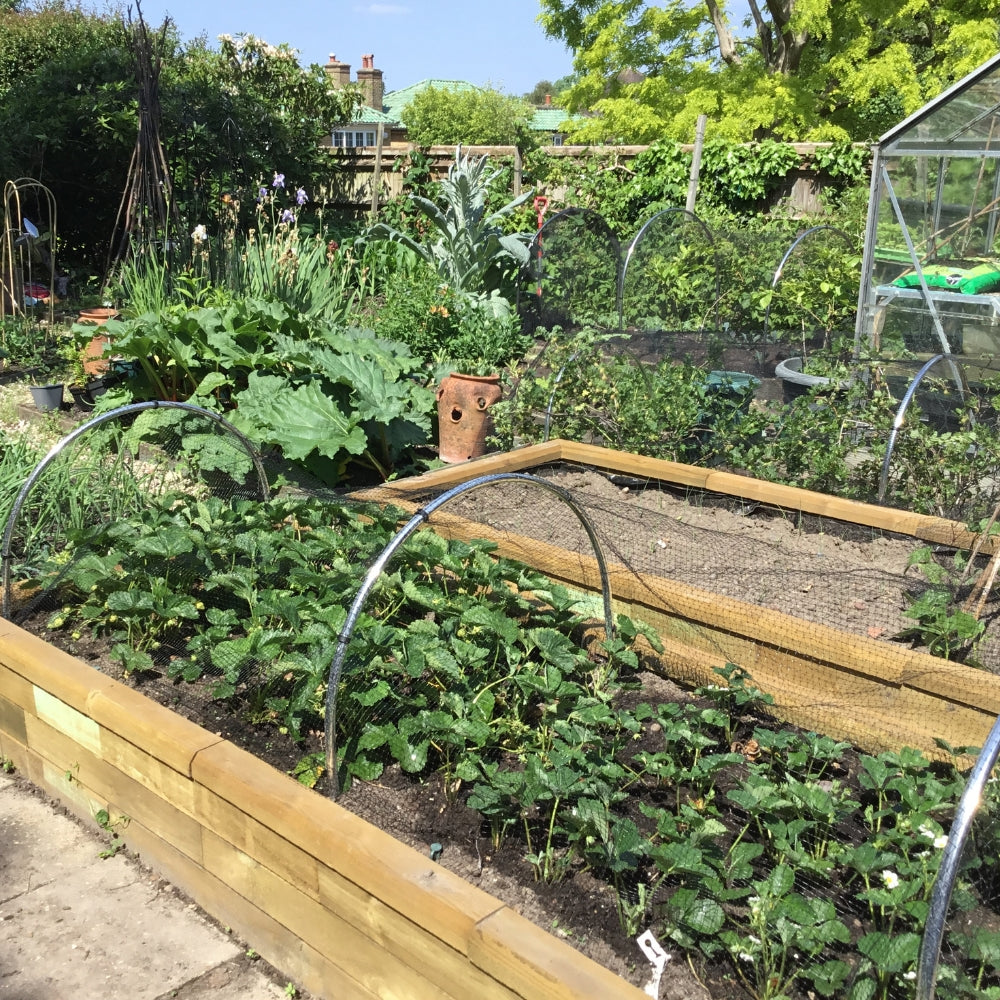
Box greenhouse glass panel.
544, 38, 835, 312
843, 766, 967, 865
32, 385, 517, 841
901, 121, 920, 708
858, 54, 1000, 366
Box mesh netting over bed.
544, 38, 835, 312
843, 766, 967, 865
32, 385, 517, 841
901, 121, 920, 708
5, 409, 1000, 999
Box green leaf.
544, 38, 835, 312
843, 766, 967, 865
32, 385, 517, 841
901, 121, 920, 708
229, 373, 368, 463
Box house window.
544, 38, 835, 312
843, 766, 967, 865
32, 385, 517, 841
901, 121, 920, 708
333, 129, 377, 148
552, 133, 564, 147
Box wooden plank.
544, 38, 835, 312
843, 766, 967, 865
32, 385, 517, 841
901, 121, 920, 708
316, 865, 519, 1000
22, 711, 204, 861
0, 661, 34, 715
0, 692, 26, 746
556, 441, 988, 552
92, 731, 204, 863
354, 440, 566, 500
470, 906, 648, 1000
0, 729, 28, 774
86, 683, 222, 777
198, 782, 521, 998
202, 828, 450, 1000
192, 739, 502, 956
193, 782, 320, 898
0, 628, 120, 715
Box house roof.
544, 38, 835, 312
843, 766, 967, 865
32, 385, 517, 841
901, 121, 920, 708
529, 108, 571, 132
382, 79, 481, 119
341, 105, 398, 126
528, 107, 588, 134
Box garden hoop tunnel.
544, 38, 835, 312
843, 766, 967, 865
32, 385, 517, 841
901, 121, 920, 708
916, 712, 1000, 1000
324, 471, 617, 798
0, 400, 269, 619
877, 353, 971, 505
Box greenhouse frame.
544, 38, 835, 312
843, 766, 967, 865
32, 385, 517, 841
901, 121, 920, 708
856, 52, 1000, 364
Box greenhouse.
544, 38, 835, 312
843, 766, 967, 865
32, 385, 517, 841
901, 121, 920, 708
857, 52, 1000, 364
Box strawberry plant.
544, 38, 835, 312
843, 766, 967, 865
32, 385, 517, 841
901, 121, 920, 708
30, 484, 1000, 1000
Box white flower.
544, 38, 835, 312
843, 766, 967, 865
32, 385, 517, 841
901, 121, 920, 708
882, 869, 900, 889
934, 834, 948, 850
903, 971, 917, 981
739, 952, 754, 963
918, 823, 934, 840
191, 224, 207, 244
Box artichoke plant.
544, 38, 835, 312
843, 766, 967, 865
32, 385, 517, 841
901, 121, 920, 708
370, 150, 532, 302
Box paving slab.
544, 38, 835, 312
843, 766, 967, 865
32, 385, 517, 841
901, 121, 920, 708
0, 770, 293, 1000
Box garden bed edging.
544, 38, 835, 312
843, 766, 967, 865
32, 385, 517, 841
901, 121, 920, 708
0, 619, 645, 1000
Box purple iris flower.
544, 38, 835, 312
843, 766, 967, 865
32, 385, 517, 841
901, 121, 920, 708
281, 208, 295, 224
258, 186, 268, 202
273, 171, 285, 189
295, 187, 307, 206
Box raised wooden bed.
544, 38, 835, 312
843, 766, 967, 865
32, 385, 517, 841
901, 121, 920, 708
358, 440, 1000, 759
4, 439, 999, 999
0, 622, 645, 999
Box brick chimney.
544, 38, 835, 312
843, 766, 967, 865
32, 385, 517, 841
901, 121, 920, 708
325, 53, 351, 90
356, 53, 384, 110
545, 94, 552, 105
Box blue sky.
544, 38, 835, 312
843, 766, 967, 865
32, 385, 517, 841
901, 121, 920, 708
131, 0, 577, 97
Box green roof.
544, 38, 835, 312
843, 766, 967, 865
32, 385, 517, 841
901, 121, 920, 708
529, 108, 573, 132
382, 79, 480, 119
345, 106, 398, 125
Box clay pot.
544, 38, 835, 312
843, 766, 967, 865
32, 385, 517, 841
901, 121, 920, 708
77, 307, 119, 325
81, 334, 110, 377
436, 373, 503, 463
77, 309, 118, 377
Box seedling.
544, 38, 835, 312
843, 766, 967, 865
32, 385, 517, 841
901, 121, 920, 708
94, 807, 130, 859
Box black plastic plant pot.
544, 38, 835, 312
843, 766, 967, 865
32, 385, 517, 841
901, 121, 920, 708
774, 357, 852, 404
29, 383, 64, 411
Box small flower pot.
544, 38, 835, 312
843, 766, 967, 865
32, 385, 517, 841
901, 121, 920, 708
29, 383, 64, 412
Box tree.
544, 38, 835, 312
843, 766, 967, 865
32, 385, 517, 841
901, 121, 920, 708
525, 79, 555, 104
401, 85, 535, 147
0, 6, 360, 273
158, 33, 361, 229
538, 1, 1000, 142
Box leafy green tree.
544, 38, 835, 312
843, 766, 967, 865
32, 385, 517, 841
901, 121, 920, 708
0, 4, 134, 268
524, 79, 556, 104
158, 33, 361, 231
538, 0, 1000, 142
0, 6, 360, 274
401, 85, 535, 147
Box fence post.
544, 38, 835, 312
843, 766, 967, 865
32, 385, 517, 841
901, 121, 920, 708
686, 114, 708, 214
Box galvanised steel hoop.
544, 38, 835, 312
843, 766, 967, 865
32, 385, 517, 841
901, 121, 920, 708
324, 471, 617, 798
762, 225, 855, 342
619, 207, 720, 335
916, 714, 1000, 1000
0, 400, 269, 619
877, 354, 970, 505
